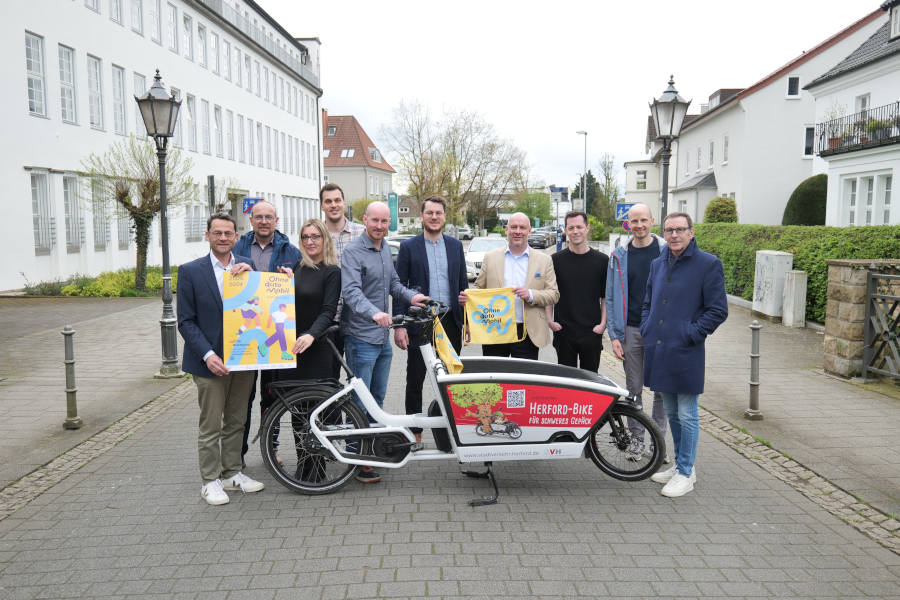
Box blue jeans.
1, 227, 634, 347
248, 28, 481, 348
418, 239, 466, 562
661, 392, 699, 477
344, 335, 392, 423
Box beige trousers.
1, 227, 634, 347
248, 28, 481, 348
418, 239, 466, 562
194, 371, 255, 483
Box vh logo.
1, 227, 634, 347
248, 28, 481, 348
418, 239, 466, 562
549, 448, 562, 455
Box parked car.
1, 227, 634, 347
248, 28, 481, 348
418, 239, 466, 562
387, 239, 401, 264
536, 226, 557, 246
528, 231, 550, 249
457, 226, 474, 240
465, 236, 507, 280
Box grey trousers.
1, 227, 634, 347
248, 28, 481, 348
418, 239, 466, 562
194, 371, 255, 483
623, 325, 667, 440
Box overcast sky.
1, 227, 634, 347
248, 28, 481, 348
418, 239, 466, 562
258, 0, 879, 192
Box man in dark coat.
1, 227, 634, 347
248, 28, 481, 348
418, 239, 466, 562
641, 212, 728, 498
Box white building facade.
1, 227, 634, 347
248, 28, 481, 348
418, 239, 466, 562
7, 0, 323, 291
669, 10, 883, 225
807, 2, 900, 226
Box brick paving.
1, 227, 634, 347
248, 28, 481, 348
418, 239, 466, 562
1, 296, 900, 598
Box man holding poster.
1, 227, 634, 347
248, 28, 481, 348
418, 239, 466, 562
177, 214, 265, 506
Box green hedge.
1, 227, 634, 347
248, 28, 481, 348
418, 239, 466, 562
23, 266, 179, 297
693, 224, 900, 323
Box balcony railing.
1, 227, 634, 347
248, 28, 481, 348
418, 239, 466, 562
816, 101, 900, 156
197, 0, 320, 88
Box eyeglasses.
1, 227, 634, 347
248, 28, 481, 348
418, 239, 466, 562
663, 227, 691, 236
209, 231, 235, 238
301, 234, 323, 242
252, 215, 276, 222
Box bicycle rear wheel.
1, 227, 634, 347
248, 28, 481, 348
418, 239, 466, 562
260, 390, 368, 495
587, 403, 664, 481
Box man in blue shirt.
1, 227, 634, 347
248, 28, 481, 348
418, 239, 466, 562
341, 201, 427, 483
394, 196, 468, 447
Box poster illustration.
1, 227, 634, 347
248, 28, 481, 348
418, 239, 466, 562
222, 271, 296, 371
446, 382, 614, 445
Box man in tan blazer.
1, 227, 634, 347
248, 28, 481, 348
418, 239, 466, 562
458, 212, 559, 359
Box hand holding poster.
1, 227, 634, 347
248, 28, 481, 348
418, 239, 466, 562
223, 271, 296, 371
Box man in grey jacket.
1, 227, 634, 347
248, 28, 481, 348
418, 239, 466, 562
605, 203, 667, 460
341, 201, 427, 483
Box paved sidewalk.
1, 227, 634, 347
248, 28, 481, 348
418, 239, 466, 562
0, 298, 186, 488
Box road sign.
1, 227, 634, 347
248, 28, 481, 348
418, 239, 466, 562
615, 202, 636, 221
572, 198, 584, 211
242, 197, 263, 214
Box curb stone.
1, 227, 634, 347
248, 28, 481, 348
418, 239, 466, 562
0, 380, 193, 520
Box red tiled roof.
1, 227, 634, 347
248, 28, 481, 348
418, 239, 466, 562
322, 114, 395, 173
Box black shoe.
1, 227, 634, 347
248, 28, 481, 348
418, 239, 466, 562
355, 467, 381, 483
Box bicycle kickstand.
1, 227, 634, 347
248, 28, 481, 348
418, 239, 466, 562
461, 461, 499, 507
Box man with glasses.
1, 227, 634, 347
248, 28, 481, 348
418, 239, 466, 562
177, 214, 264, 505
234, 200, 302, 467
642, 213, 728, 498
393, 196, 467, 447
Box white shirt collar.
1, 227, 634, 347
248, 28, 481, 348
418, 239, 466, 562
505, 244, 530, 258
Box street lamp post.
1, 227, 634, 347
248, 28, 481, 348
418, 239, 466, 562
649, 75, 691, 219
576, 130, 587, 220
135, 70, 183, 377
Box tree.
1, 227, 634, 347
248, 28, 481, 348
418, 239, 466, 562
512, 191, 551, 225
83, 135, 194, 291
351, 198, 372, 224
704, 196, 738, 223
591, 153, 621, 226
782, 174, 827, 226
572, 170, 598, 215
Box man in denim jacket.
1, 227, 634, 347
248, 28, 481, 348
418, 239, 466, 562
605, 203, 667, 460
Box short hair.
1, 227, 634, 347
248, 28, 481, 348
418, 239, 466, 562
564, 210, 588, 227
207, 213, 236, 231
421, 195, 446, 212
319, 183, 344, 203
663, 212, 693, 228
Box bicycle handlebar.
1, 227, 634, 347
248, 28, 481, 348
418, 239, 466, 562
390, 299, 449, 328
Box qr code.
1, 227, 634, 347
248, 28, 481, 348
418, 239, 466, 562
506, 389, 525, 408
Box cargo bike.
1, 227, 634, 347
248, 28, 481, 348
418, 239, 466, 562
259, 301, 664, 506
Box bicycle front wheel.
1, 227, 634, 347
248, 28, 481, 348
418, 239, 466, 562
587, 404, 664, 481
260, 390, 368, 495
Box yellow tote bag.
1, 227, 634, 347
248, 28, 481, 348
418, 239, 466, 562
433, 317, 464, 374
464, 287, 526, 345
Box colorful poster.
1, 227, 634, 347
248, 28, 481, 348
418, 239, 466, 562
446, 383, 614, 445
222, 271, 296, 371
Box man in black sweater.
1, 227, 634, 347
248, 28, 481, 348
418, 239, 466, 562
548, 211, 608, 372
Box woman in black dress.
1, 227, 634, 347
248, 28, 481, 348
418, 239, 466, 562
276, 218, 341, 481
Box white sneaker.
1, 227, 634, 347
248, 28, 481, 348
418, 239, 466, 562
661, 472, 695, 497
201, 479, 229, 505
222, 472, 264, 493
650, 465, 677, 484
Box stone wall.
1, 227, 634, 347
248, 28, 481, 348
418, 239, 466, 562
824, 259, 900, 378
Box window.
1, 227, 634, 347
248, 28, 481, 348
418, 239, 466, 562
636, 170, 647, 190
201, 99, 210, 154
31, 173, 52, 253
85, 0, 100, 12
244, 55, 252, 91
322, 149, 330, 158
723, 134, 729, 163
247, 118, 255, 165
683, 152, 688, 176
384, 177, 389, 195
786, 76, 800, 97
273, 128, 279, 171
25, 33, 46, 117
197, 24, 207, 67
256, 122, 263, 166
864, 176, 874, 225
237, 114, 245, 162
400, 206, 409, 214
287, 135, 293, 174
131, 0, 143, 33
310, 142, 316, 179
279, 77, 285, 109
185, 95, 196, 151
281, 132, 286, 172
149, 0, 161, 43
170, 87, 181, 146
117, 201, 130, 249
803, 127, 815, 156
58, 45, 77, 124
233, 46, 241, 87
210, 32, 219, 74
326, 125, 337, 136
847, 178, 857, 225
263, 66, 269, 101
87, 55, 103, 129
254, 60, 261, 96
63, 176, 82, 251
369, 147, 380, 162
226, 109, 234, 160
293, 86, 298, 117
340, 148, 355, 158
182, 14, 193, 59
133, 72, 146, 135
223, 40, 231, 80
301, 142, 306, 177
295, 138, 300, 175
856, 94, 870, 117
265, 126, 271, 168
92, 179, 108, 250
708, 141, 714, 166
166, 3, 177, 52
213, 105, 223, 157
884, 175, 893, 223
110, 0, 123, 23
111, 65, 127, 135
696, 147, 701, 172
892, 6, 900, 39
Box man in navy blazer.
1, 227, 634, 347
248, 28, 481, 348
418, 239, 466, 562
393, 196, 468, 445
177, 213, 265, 506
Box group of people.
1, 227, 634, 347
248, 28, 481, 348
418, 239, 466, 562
176, 185, 727, 506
